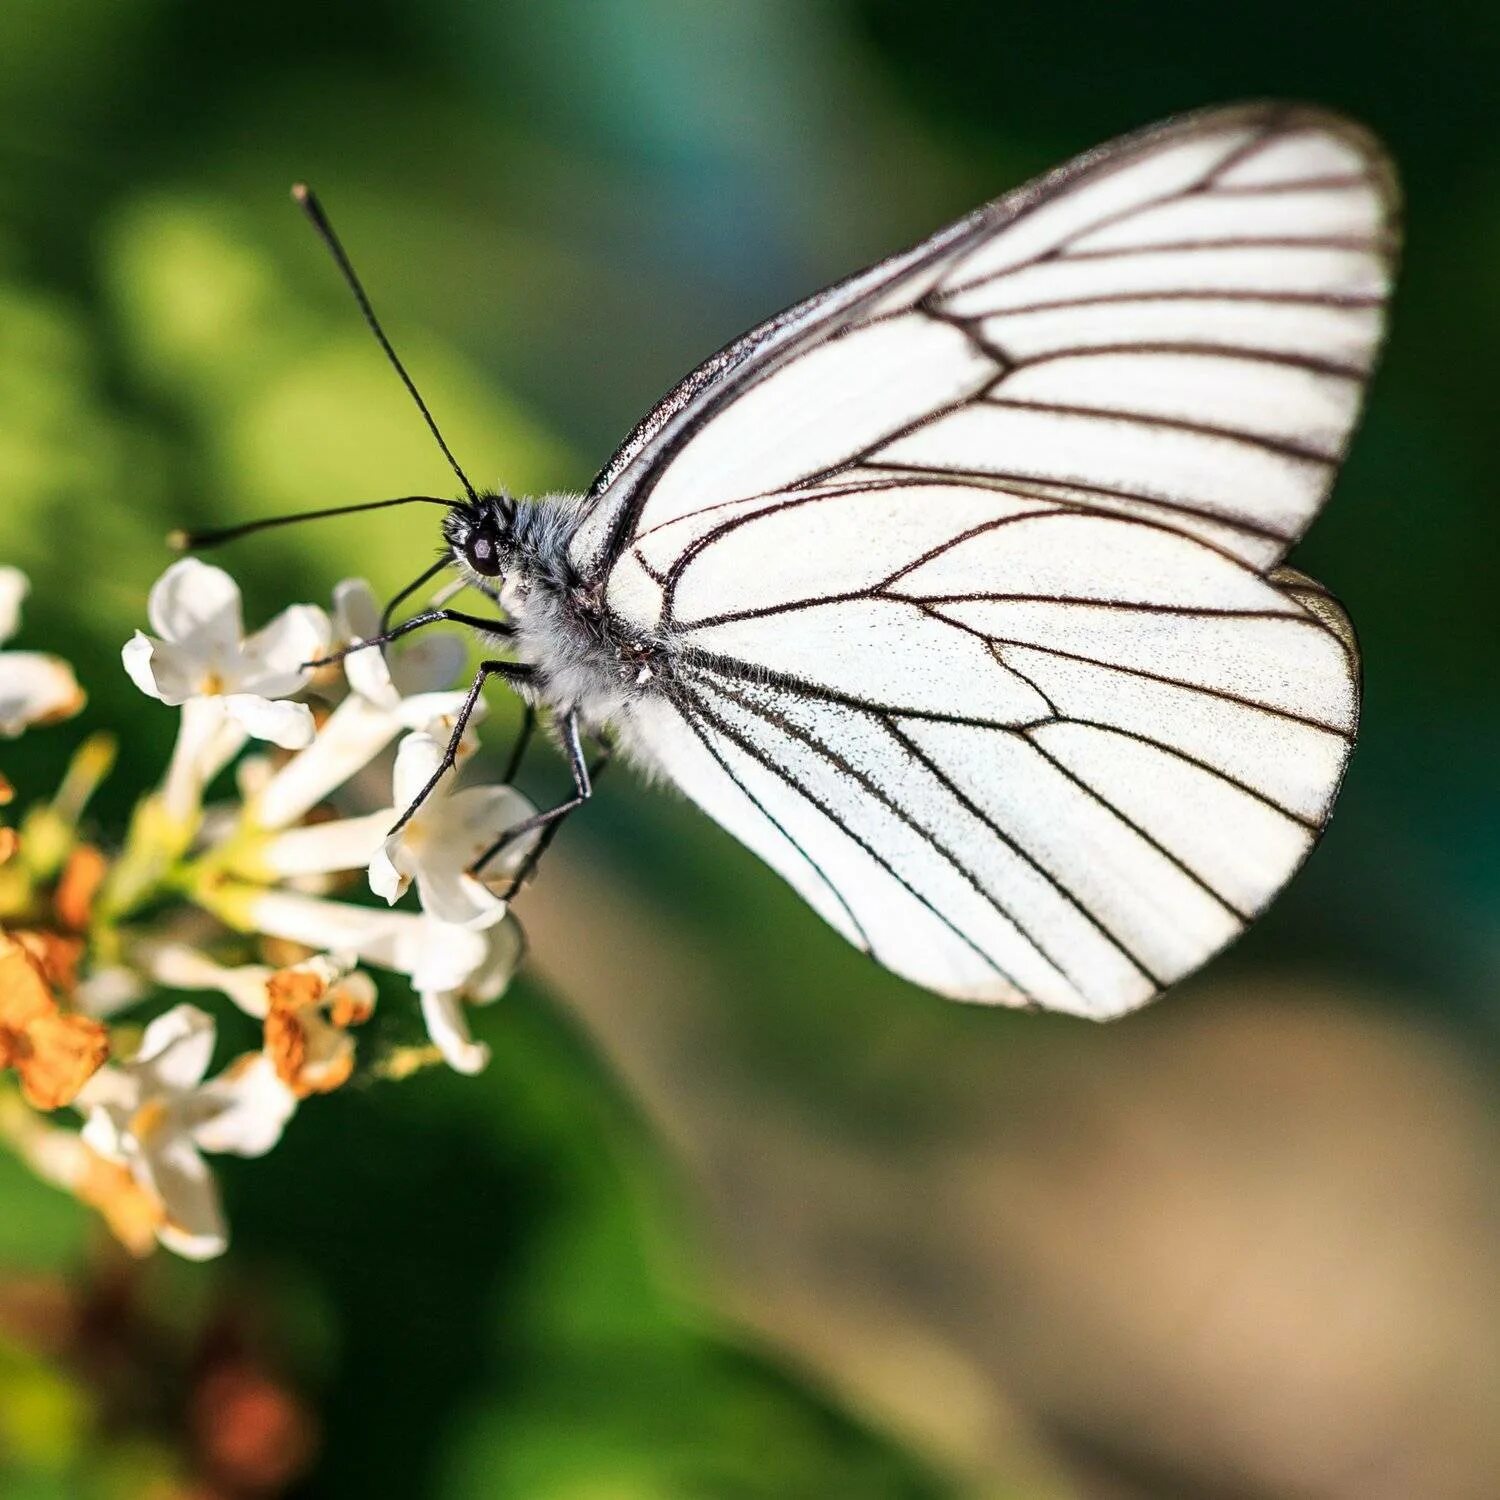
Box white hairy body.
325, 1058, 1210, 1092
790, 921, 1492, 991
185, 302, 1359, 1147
459, 492, 672, 769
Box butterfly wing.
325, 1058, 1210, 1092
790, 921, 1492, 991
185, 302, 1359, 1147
582, 103, 1394, 1015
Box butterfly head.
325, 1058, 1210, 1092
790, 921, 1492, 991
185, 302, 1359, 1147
444, 491, 518, 582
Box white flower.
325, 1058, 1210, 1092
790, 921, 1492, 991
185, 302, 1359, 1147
141, 945, 376, 1098
249, 579, 473, 832
74, 1003, 297, 1260
122, 558, 328, 750
368, 727, 537, 929
0, 567, 84, 737
221, 886, 522, 1075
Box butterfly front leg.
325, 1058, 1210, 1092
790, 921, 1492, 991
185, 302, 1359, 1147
304, 607, 514, 671
469, 707, 612, 892
387, 658, 534, 835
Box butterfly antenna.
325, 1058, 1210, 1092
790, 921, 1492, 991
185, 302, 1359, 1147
170, 494, 457, 552
292, 182, 480, 504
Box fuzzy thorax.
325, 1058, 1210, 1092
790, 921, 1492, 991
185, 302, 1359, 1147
444, 491, 668, 732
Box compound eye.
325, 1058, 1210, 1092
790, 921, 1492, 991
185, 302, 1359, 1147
465, 530, 502, 577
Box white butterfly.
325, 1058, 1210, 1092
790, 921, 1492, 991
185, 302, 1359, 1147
239, 103, 1398, 1018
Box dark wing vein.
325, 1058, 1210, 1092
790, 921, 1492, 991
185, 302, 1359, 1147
679, 647, 1038, 732
681, 684, 1022, 994
854, 462, 1293, 548
1205, 173, 1373, 196
987, 635, 1353, 738
1009, 341, 1368, 380
979, 395, 1339, 465
936, 112, 1371, 300
1016, 728, 1251, 921
1045, 234, 1383, 263
1035, 717, 1321, 830
670, 694, 873, 951
676, 589, 1303, 636
875, 713, 1164, 989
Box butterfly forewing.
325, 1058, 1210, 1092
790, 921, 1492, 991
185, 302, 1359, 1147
580, 103, 1393, 1015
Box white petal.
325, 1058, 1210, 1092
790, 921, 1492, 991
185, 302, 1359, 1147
121, 632, 205, 705
73, 966, 148, 1019
466, 915, 525, 1004
337, 575, 470, 701
78, 1102, 131, 1161
161, 697, 246, 820
238, 604, 331, 696
255, 694, 399, 830
419, 989, 491, 1075
121, 631, 161, 698
159, 1221, 228, 1260
0, 566, 27, 644
389, 632, 467, 698
192, 1054, 297, 1158
390, 729, 450, 812
245, 890, 486, 985
135, 1003, 217, 1091
415, 694, 486, 744
332, 578, 380, 641
143, 1137, 228, 1260
147, 558, 243, 657
263, 811, 392, 878
413, 862, 506, 929
74, 1064, 140, 1116
392, 688, 476, 730
334, 581, 399, 707
345, 640, 400, 710
441, 784, 538, 877
140, 944, 272, 1018
250, 889, 408, 955
293, 952, 357, 988
368, 835, 411, 905
0, 651, 83, 735
223, 694, 316, 749
400, 919, 490, 992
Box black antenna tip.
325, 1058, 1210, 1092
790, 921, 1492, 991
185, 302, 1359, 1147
288, 180, 481, 505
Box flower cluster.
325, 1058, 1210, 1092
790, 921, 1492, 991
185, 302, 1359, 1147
0, 559, 533, 1259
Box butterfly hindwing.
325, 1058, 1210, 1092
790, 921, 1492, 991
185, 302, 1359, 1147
623, 494, 1357, 1014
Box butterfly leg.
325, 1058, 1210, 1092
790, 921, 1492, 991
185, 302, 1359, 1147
386, 658, 533, 836
379, 556, 450, 637
500, 702, 537, 785
305, 608, 514, 670
493, 743, 612, 898
469, 709, 610, 887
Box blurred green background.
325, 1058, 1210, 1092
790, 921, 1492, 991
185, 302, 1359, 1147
1, 2, 1498, 1496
